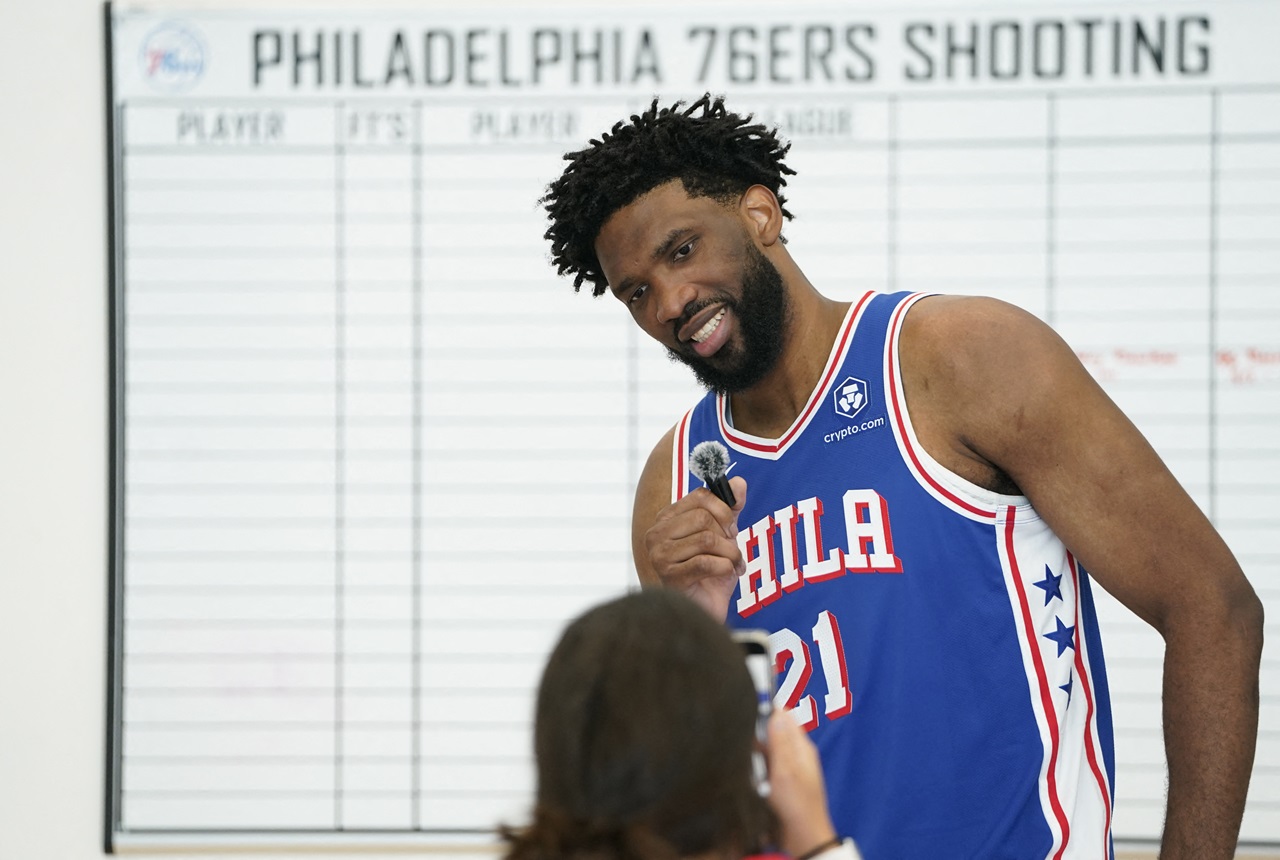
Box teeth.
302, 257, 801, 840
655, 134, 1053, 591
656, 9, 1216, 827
691, 309, 726, 343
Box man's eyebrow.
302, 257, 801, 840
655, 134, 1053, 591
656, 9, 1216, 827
609, 276, 635, 298
651, 228, 690, 263
608, 228, 692, 297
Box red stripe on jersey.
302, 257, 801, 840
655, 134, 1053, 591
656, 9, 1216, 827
887, 295, 996, 520
673, 410, 694, 501
718, 291, 875, 456
1068, 552, 1114, 854
1004, 509, 1071, 857
820, 610, 853, 720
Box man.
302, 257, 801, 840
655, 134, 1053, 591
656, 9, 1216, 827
540, 95, 1262, 859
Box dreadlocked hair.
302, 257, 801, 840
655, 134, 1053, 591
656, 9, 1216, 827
540, 93, 796, 296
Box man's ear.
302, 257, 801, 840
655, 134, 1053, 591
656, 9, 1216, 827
739, 185, 783, 246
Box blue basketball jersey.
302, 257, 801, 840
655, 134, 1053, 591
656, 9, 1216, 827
672, 291, 1115, 859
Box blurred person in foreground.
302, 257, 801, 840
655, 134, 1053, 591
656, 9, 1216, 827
502, 589, 861, 860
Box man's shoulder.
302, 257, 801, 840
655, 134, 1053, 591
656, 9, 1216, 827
902, 293, 1031, 338
896, 294, 1069, 493
900, 294, 1057, 377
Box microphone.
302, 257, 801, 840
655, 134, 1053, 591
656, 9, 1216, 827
689, 440, 736, 508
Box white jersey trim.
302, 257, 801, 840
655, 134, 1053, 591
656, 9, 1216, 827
996, 505, 1112, 860
670, 409, 695, 503
1062, 553, 1115, 859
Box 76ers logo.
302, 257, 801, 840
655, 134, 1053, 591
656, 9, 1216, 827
140, 24, 206, 93
834, 376, 868, 419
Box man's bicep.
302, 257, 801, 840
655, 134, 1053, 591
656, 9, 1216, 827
963, 308, 1247, 627
632, 426, 677, 586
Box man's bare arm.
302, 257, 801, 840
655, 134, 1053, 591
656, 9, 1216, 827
902, 296, 1264, 859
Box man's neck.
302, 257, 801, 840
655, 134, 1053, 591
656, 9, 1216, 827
727, 282, 850, 439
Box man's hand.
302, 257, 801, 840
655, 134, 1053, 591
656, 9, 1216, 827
638, 476, 747, 619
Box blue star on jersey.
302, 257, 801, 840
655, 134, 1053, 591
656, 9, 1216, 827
1060, 671, 1074, 703
1044, 617, 1077, 657
1033, 565, 1064, 605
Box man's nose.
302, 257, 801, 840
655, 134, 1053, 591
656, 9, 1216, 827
652, 277, 696, 326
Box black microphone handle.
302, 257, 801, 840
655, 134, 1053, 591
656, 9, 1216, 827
707, 474, 736, 508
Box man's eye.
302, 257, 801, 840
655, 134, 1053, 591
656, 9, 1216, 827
674, 241, 694, 260
628, 284, 648, 304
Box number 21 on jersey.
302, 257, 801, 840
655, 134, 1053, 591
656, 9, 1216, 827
770, 609, 851, 730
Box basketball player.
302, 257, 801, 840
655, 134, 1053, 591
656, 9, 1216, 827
540, 96, 1262, 859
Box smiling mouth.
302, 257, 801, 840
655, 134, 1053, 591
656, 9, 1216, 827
690, 308, 727, 344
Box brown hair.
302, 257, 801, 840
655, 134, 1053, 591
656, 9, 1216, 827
502, 589, 775, 860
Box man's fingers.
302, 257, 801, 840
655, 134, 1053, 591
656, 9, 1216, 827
728, 475, 748, 514
654, 489, 741, 539
647, 529, 742, 574
643, 477, 749, 591
662, 554, 741, 591
665, 481, 747, 534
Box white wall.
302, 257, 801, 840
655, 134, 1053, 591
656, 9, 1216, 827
0, 0, 115, 857
0, 4, 500, 859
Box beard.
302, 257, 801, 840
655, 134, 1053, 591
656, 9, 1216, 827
665, 242, 789, 395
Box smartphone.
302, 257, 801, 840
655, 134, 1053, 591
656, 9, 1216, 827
732, 629, 774, 796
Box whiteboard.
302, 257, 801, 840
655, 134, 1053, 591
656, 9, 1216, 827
107, 0, 1280, 851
